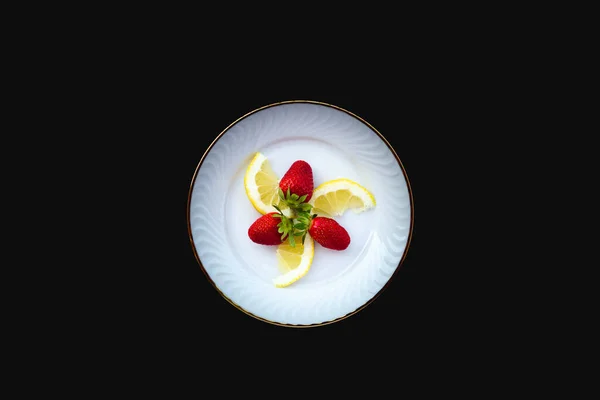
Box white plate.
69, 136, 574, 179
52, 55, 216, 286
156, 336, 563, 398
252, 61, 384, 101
187, 100, 413, 327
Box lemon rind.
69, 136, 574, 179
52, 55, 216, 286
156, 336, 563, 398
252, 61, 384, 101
244, 152, 277, 215
272, 235, 315, 288
309, 178, 376, 216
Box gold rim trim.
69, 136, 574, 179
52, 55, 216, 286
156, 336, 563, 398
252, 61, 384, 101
186, 100, 415, 328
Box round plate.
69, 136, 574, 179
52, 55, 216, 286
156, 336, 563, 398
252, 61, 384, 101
187, 100, 413, 327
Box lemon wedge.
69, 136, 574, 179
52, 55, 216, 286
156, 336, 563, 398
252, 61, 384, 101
308, 178, 376, 217
273, 234, 314, 288
244, 152, 289, 216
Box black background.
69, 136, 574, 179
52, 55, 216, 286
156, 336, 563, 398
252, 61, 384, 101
35, 14, 568, 382
25, 15, 553, 380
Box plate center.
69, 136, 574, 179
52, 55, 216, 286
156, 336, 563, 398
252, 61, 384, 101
224, 137, 378, 287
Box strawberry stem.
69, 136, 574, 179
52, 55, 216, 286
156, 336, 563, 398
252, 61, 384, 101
279, 187, 313, 217
273, 192, 315, 247
272, 204, 293, 243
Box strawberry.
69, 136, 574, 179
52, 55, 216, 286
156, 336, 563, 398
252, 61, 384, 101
307, 216, 351, 250
292, 211, 351, 251
279, 160, 314, 203
248, 210, 294, 246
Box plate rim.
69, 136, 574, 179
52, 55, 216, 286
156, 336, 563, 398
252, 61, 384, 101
187, 99, 415, 328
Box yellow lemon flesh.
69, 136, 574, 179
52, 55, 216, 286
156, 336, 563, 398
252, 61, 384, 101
244, 152, 289, 216
273, 234, 314, 288
308, 178, 376, 217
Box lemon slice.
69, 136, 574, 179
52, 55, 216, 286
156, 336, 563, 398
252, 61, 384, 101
244, 152, 289, 216
273, 234, 314, 288
308, 178, 376, 217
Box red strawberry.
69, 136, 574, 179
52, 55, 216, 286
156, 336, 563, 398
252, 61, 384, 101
248, 211, 293, 246
279, 160, 314, 203
308, 216, 350, 251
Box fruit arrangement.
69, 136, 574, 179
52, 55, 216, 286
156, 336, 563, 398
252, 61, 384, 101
244, 152, 376, 287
